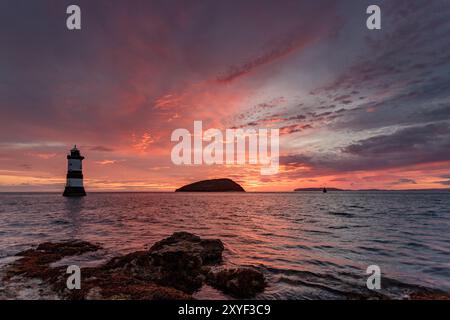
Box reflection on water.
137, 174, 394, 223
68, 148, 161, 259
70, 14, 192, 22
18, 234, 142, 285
0, 191, 449, 299
64, 197, 84, 239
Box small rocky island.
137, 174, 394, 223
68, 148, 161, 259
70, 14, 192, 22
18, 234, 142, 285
2, 232, 265, 300
176, 178, 245, 192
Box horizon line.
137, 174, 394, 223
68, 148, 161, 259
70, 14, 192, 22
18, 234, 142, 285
1, 188, 450, 193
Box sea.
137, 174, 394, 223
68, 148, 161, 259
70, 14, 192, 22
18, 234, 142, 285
0, 191, 449, 299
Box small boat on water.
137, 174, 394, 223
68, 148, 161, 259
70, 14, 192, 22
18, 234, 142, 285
323, 187, 327, 193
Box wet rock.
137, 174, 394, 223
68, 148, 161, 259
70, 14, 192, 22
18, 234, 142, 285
148, 250, 204, 293
207, 267, 266, 298
145, 232, 224, 293
68, 268, 191, 300
3, 240, 191, 300
2, 232, 266, 300
6, 240, 100, 280
408, 291, 450, 300
103, 251, 153, 277
149, 231, 224, 264
97, 232, 225, 293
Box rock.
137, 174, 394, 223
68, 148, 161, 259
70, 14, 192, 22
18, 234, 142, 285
408, 292, 450, 300
74, 268, 192, 300
83, 232, 225, 295
103, 251, 153, 277
147, 232, 224, 293
2, 232, 266, 300
175, 178, 245, 192
7, 240, 101, 280
148, 250, 204, 293
207, 267, 266, 298
4, 240, 192, 300
149, 231, 224, 264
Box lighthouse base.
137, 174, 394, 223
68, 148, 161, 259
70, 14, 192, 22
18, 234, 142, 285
63, 186, 86, 197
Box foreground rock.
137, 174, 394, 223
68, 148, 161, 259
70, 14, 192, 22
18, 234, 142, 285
175, 178, 245, 192
206, 267, 266, 298
104, 232, 226, 294
4, 240, 189, 300
6, 240, 101, 280
2, 232, 265, 300
146, 232, 225, 293
409, 292, 450, 300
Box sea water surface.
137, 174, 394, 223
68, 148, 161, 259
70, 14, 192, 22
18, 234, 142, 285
0, 191, 449, 299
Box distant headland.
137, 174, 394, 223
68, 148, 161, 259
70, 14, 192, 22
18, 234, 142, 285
176, 178, 245, 192
294, 187, 343, 192
294, 188, 450, 192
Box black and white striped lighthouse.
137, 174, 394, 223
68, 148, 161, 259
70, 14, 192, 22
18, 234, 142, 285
63, 145, 86, 197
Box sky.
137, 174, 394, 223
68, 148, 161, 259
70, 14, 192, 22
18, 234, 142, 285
1, 0, 450, 192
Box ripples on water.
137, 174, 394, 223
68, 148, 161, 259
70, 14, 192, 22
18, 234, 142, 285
0, 191, 449, 299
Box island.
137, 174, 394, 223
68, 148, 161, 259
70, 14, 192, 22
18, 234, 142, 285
175, 178, 245, 192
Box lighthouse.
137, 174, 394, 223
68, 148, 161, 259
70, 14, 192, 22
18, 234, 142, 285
63, 145, 86, 197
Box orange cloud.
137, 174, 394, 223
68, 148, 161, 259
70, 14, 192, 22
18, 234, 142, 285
132, 133, 155, 153
95, 160, 118, 165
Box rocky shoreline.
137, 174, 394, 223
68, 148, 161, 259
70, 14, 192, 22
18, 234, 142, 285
2, 231, 449, 300
2, 232, 265, 300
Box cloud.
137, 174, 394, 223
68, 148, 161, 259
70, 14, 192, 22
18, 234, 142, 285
216, 32, 320, 83
0, 142, 66, 150
280, 124, 313, 135
88, 146, 115, 152
132, 133, 155, 152
95, 160, 118, 165
33, 153, 57, 160
344, 123, 450, 159
279, 123, 450, 175
392, 178, 417, 185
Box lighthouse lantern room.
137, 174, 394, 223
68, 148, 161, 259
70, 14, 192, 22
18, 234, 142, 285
63, 145, 86, 197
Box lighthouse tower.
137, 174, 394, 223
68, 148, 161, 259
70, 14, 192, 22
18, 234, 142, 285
63, 145, 86, 197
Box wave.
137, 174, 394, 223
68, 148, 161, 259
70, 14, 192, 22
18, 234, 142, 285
261, 265, 450, 300
328, 211, 355, 218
